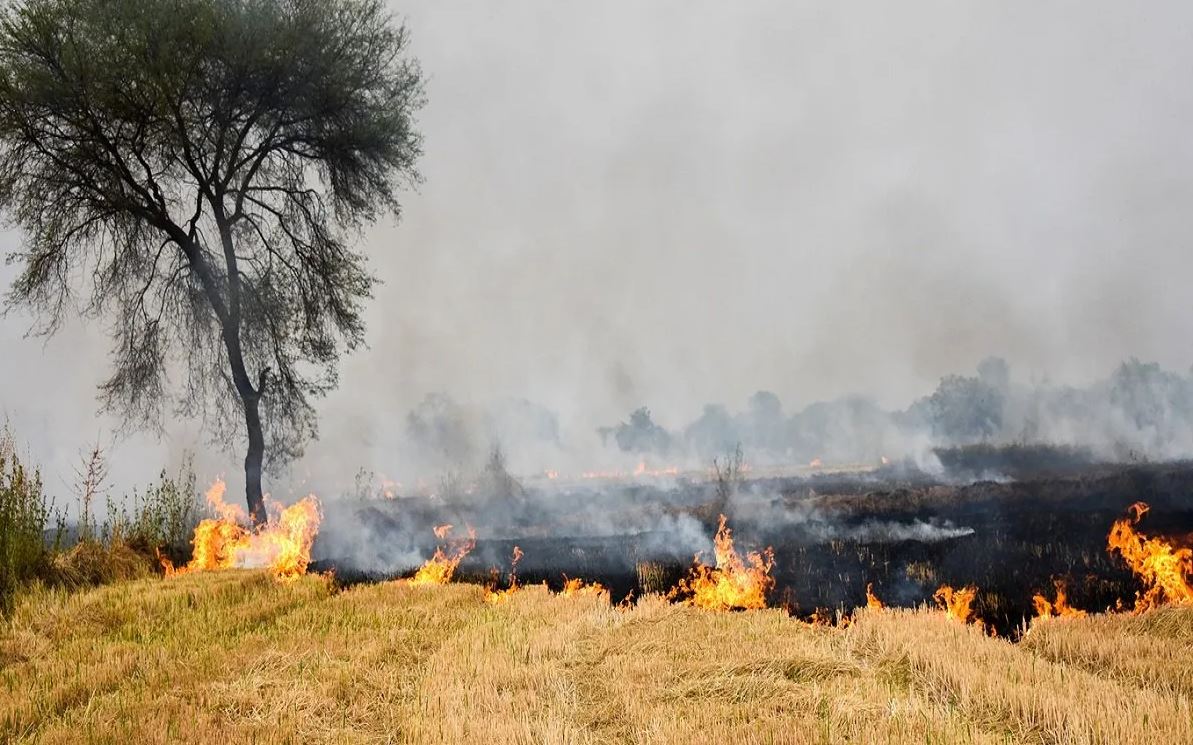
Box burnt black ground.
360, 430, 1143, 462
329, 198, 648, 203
780, 461, 1193, 634
312, 453, 1193, 636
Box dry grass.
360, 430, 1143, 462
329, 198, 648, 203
1018, 606, 1193, 698
1, 572, 1190, 744
48, 540, 155, 588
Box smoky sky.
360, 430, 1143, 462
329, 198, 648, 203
4, 1, 1193, 496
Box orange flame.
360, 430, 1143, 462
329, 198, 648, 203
379, 476, 400, 499
809, 457, 823, 468
560, 576, 607, 598
166, 479, 321, 581
1107, 501, 1193, 613
154, 547, 176, 577
484, 546, 524, 605
409, 524, 477, 586
634, 460, 680, 478
1032, 580, 1086, 620
806, 609, 832, 626
865, 582, 885, 610
579, 463, 680, 481
933, 584, 978, 625
672, 514, 775, 611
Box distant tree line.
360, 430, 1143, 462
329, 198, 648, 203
396, 357, 1193, 473
598, 357, 1193, 464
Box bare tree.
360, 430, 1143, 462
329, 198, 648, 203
73, 441, 108, 541
0, 0, 423, 523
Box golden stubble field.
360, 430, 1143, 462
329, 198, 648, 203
1, 570, 1191, 744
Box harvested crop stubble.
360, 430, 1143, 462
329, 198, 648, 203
2, 572, 1192, 743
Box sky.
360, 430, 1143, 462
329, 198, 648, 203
3, 1, 1193, 497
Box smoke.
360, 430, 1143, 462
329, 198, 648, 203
719, 482, 975, 545
312, 449, 981, 575
314, 471, 718, 574
4, 1, 1193, 506
311, 355, 1193, 494
831, 520, 975, 544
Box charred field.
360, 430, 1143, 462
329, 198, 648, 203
10, 420, 1193, 741
314, 448, 1193, 636
6, 446, 1193, 743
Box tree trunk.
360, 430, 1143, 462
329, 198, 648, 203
243, 391, 267, 527
212, 207, 268, 527
224, 321, 268, 528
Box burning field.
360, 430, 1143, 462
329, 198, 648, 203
2, 455, 1192, 742
7, 0, 1193, 741
311, 455, 1193, 636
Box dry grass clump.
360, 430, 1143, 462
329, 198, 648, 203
635, 561, 674, 595
49, 541, 154, 588
1, 571, 1191, 744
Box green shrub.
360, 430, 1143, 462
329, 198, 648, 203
0, 428, 57, 614
1, 434, 202, 613
103, 455, 201, 566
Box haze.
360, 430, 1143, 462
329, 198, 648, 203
4, 1, 1193, 496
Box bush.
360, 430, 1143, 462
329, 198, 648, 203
0, 428, 57, 614
103, 456, 202, 566
0, 433, 202, 614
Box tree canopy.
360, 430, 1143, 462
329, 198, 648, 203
0, 0, 423, 519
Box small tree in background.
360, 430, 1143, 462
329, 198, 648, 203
917, 374, 1005, 444
0, 0, 424, 523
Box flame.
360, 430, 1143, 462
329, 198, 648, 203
806, 609, 831, 626
544, 470, 559, 480
1107, 501, 1193, 613
560, 575, 610, 599
154, 546, 176, 577
1032, 580, 1087, 620
379, 477, 400, 499
865, 582, 884, 610
484, 546, 524, 605
634, 460, 680, 478
809, 457, 823, 468
165, 479, 321, 581
560, 576, 607, 598
579, 463, 680, 481
672, 514, 775, 611
408, 524, 477, 586
933, 584, 978, 625
483, 588, 518, 605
